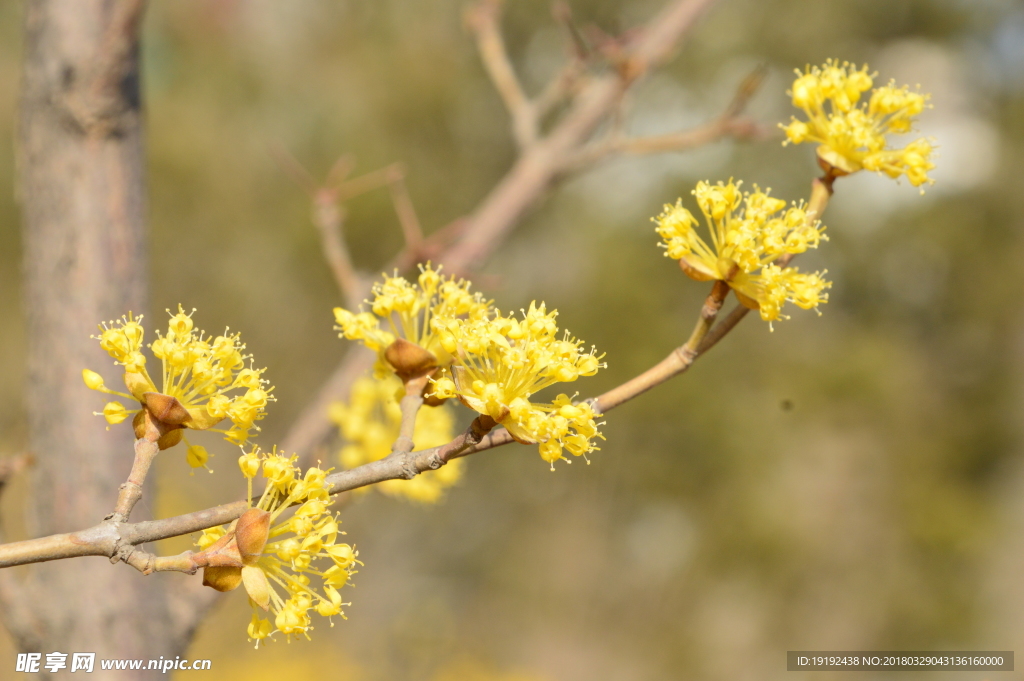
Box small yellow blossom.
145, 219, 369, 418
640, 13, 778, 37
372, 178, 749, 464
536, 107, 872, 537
185, 443, 211, 474
781, 60, 935, 187
333, 263, 492, 379
83, 308, 274, 461
199, 447, 360, 647
430, 302, 606, 468
329, 375, 462, 503
98, 401, 129, 425
655, 180, 831, 325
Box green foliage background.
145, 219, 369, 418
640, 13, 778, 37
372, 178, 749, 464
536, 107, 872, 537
2, 0, 1023, 679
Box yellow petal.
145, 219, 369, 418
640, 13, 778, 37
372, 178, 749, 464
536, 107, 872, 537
241, 565, 271, 611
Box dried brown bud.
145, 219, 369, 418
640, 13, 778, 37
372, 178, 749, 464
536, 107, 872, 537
235, 508, 271, 566
384, 338, 438, 379
202, 565, 242, 592
132, 410, 146, 440
198, 525, 243, 568
156, 428, 183, 451
143, 392, 192, 427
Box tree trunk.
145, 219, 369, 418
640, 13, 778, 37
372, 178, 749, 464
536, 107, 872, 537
11, 1, 200, 676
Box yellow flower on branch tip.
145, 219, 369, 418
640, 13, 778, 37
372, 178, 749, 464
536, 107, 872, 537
654, 179, 832, 326
429, 302, 606, 469
83, 307, 274, 461
199, 446, 360, 648
333, 263, 492, 380
781, 59, 935, 188
329, 375, 462, 503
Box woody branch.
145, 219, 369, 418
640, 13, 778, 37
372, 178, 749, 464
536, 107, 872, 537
281, 0, 740, 458
0, 0, 782, 575
0, 172, 834, 575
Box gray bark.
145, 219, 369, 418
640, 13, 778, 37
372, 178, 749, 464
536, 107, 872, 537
9, 1, 206, 676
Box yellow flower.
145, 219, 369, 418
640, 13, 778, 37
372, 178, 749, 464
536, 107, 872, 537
329, 375, 463, 503
429, 302, 606, 469
84, 308, 274, 462
654, 180, 831, 325
781, 59, 935, 187
333, 263, 492, 379
199, 447, 360, 648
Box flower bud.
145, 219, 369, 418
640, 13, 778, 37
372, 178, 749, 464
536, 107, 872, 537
82, 369, 106, 391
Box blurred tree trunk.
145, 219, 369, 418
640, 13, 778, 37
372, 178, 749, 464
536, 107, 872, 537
9, 1, 200, 676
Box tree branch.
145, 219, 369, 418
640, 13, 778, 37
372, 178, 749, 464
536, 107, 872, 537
0, 265, 743, 569
279, 0, 725, 460
563, 65, 767, 170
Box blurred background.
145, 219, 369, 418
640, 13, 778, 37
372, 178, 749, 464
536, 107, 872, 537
2, 0, 1024, 679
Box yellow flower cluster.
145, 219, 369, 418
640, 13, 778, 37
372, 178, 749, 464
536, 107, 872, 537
781, 60, 935, 187
430, 302, 605, 468
84, 308, 273, 463
655, 180, 831, 324
333, 264, 492, 378
329, 375, 463, 503
198, 448, 358, 647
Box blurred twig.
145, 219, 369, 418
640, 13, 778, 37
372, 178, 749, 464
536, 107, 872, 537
563, 64, 767, 170
273, 147, 427, 311
466, 0, 537, 148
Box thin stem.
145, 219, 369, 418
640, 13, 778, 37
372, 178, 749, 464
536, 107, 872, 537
390, 375, 429, 455
312, 188, 362, 311
564, 65, 767, 170
596, 280, 728, 412
109, 438, 160, 523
